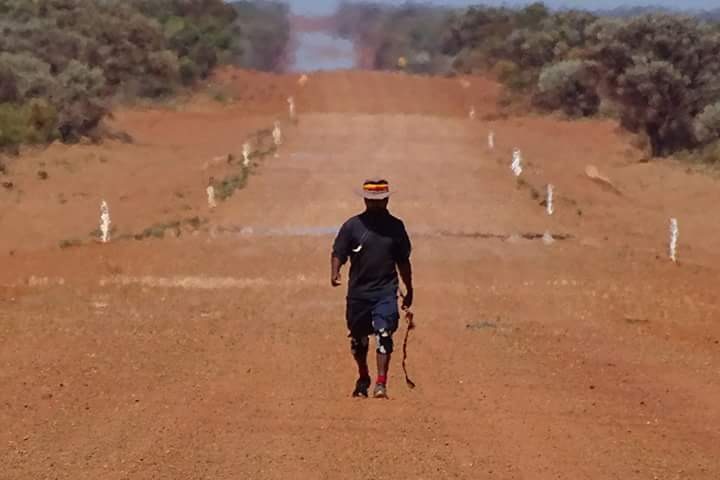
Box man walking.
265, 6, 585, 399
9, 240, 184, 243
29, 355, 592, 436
331, 179, 414, 399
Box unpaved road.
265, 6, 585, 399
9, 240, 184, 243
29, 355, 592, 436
1, 70, 719, 479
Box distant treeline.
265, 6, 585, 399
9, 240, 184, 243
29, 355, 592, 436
0, 0, 289, 152
596, 6, 720, 22
335, 2, 720, 160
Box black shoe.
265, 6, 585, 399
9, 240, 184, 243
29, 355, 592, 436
352, 377, 371, 397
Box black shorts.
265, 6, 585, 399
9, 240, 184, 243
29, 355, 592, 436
346, 296, 399, 339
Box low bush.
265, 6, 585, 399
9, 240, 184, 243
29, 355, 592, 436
0, 0, 290, 152
534, 60, 600, 116
336, 2, 720, 158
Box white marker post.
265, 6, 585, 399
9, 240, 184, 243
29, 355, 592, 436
273, 121, 282, 158
288, 96, 296, 121
100, 200, 111, 243
242, 142, 251, 167
488, 131, 495, 150
206, 185, 217, 209
546, 184, 554, 216
273, 121, 282, 146
469, 106, 476, 120
669, 218, 679, 263
511, 149, 523, 177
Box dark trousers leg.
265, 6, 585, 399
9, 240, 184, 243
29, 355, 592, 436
351, 337, 370, 378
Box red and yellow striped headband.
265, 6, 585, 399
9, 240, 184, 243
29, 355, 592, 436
363, 181, 390, 193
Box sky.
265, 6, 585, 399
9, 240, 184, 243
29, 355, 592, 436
283, 0, 718, 15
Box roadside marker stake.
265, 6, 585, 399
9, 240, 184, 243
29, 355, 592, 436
288, 96, 296, 120
273, 121, 282, 146
669, 218, 679, 262
207, 185, 217, 209
511, 149, 523, 177
242, 142, 251, 167
100, 200, 111, 243
273, 121, 282, 158
546, 184, 554, 215
488, 131, 495, 150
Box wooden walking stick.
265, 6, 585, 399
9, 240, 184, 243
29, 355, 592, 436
401, 308, 416, 389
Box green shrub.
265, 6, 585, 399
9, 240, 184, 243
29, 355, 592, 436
694, 102, 720, 145
178, 56, 199, 85
26, 99, 58, 143
0, 53, 56, 99
695, 141, 720, 164
0, 64, 19, 103
588, 15, 720, 156
0, 101, 57, 148
0, 103, 31, 148
503, 68, 539, 92
213, 168, 249, 201
0, 0, 290, 150
535, 60, 600, 116
52, 61, 107, 141
491, 60, 520, 83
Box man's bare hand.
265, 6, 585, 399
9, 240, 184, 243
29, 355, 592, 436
401, 288, 414, 310
331, 256, 343, 287
397, 261, 413, 310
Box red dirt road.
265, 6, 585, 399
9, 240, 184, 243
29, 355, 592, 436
1, 70, 719, 479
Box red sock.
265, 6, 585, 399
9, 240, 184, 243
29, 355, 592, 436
376, 375, 387, 385
359, 366, 370, 379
